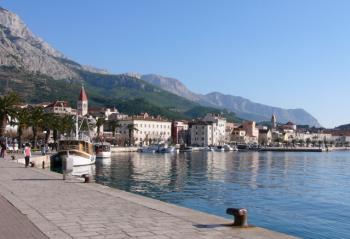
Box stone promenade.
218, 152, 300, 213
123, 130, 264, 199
0, 158, 297, 239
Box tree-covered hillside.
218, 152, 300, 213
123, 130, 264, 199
0, 66, 241, 122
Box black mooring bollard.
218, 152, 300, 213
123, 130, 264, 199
82, 174, 91, 183
226, 208, 248, 227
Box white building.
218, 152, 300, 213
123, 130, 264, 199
45, 101, 76, 115
117, 113, 172, 146
203, 113, 227, 142
190, 114, 227, 146
190, 122, 214, 146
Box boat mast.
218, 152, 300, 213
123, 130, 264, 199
75, 114, 79, 140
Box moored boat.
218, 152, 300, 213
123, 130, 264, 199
215, 146, 225, 152
94, 142, 111, 158
204, 146, 214, 152
51, 136, 96, 169
140, 144, 159, 153
50, 116, 96, 172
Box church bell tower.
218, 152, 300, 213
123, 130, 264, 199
77, 85, 88, 116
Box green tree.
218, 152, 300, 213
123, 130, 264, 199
306, 138, 311, 147
108, 120, 121, 137
96, 117, 105, 137
0, 92, 21, 137
28, 107, 45, 147
14, 108, 30, 148
127, 123, 138, 146
42, 113, 59, 144
58, 115, 75, 136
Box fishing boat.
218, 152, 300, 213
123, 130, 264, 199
94, 142, 111, 158
50, 116, 96, 171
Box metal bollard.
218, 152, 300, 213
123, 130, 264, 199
82, 174, 91, 183
226, 208, 248, 227
42, 160, 45, 169
62, 157, 66, 180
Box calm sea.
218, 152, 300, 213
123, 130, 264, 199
92, 151, 350, 239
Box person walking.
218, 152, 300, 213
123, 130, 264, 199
24, 143, 31, 167
0, 142, 6, 158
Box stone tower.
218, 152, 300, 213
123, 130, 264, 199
77, 85, 88, 116
271, 114, 277, 129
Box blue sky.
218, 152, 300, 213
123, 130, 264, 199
1, 0, 350, 128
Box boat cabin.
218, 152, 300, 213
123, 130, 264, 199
58, 140, 94, 155
94, 143, 111, 153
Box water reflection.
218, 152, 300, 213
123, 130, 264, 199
94, 151, 350, 239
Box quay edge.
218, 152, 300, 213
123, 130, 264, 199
0, 158, 298, 239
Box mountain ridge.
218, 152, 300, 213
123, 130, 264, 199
139, 74, 321, 126
0, 7, 320, 126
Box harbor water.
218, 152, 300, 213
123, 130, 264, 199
92, 151, 350, 239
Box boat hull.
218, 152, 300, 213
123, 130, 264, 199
50, 150, 95, 172
96, 151, 111, 158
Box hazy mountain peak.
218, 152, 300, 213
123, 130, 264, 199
141, 74, 321, 127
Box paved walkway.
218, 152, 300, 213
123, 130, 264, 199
0, 158, 297, 239
0, 195, 47, 239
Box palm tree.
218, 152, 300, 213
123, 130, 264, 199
96, 117, 105, 138
0, 92, 21, 137
59, 115, 75, 136
108, 120, 121, 137
14, 108, 30, 148
42, 113, 58, 144
127, 123, 138, 146
28, 107, 45, 147
306, 138, 311, 147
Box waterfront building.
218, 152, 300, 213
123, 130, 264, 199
258, 129, 272, 145
242, 121, 259, 143
45, 101, 76, 115
189, 121, 215, 146
189, 114, 227, 146
203, 113, 227, 142
231, 127, 246, 144
77, 85, 88, 116
117, 113, 172, 146
171, 121, 189, 145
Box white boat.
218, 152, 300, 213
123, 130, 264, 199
51, 137, 96, 168
140, 144, 159, 153
204, 146, 214, 152
94, 142, 111, 158
215, 146, 225, 152
223, 144, 234, 151
50, 116, 96, 171
159, 146, 178, 153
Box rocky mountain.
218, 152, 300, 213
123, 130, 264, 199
0, 7, 243, 122
0, 7, 81, 79
140, 74, 321, 126
202, 92, 320, 126
140, 74, 202, 102
0, 7, 320, 126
